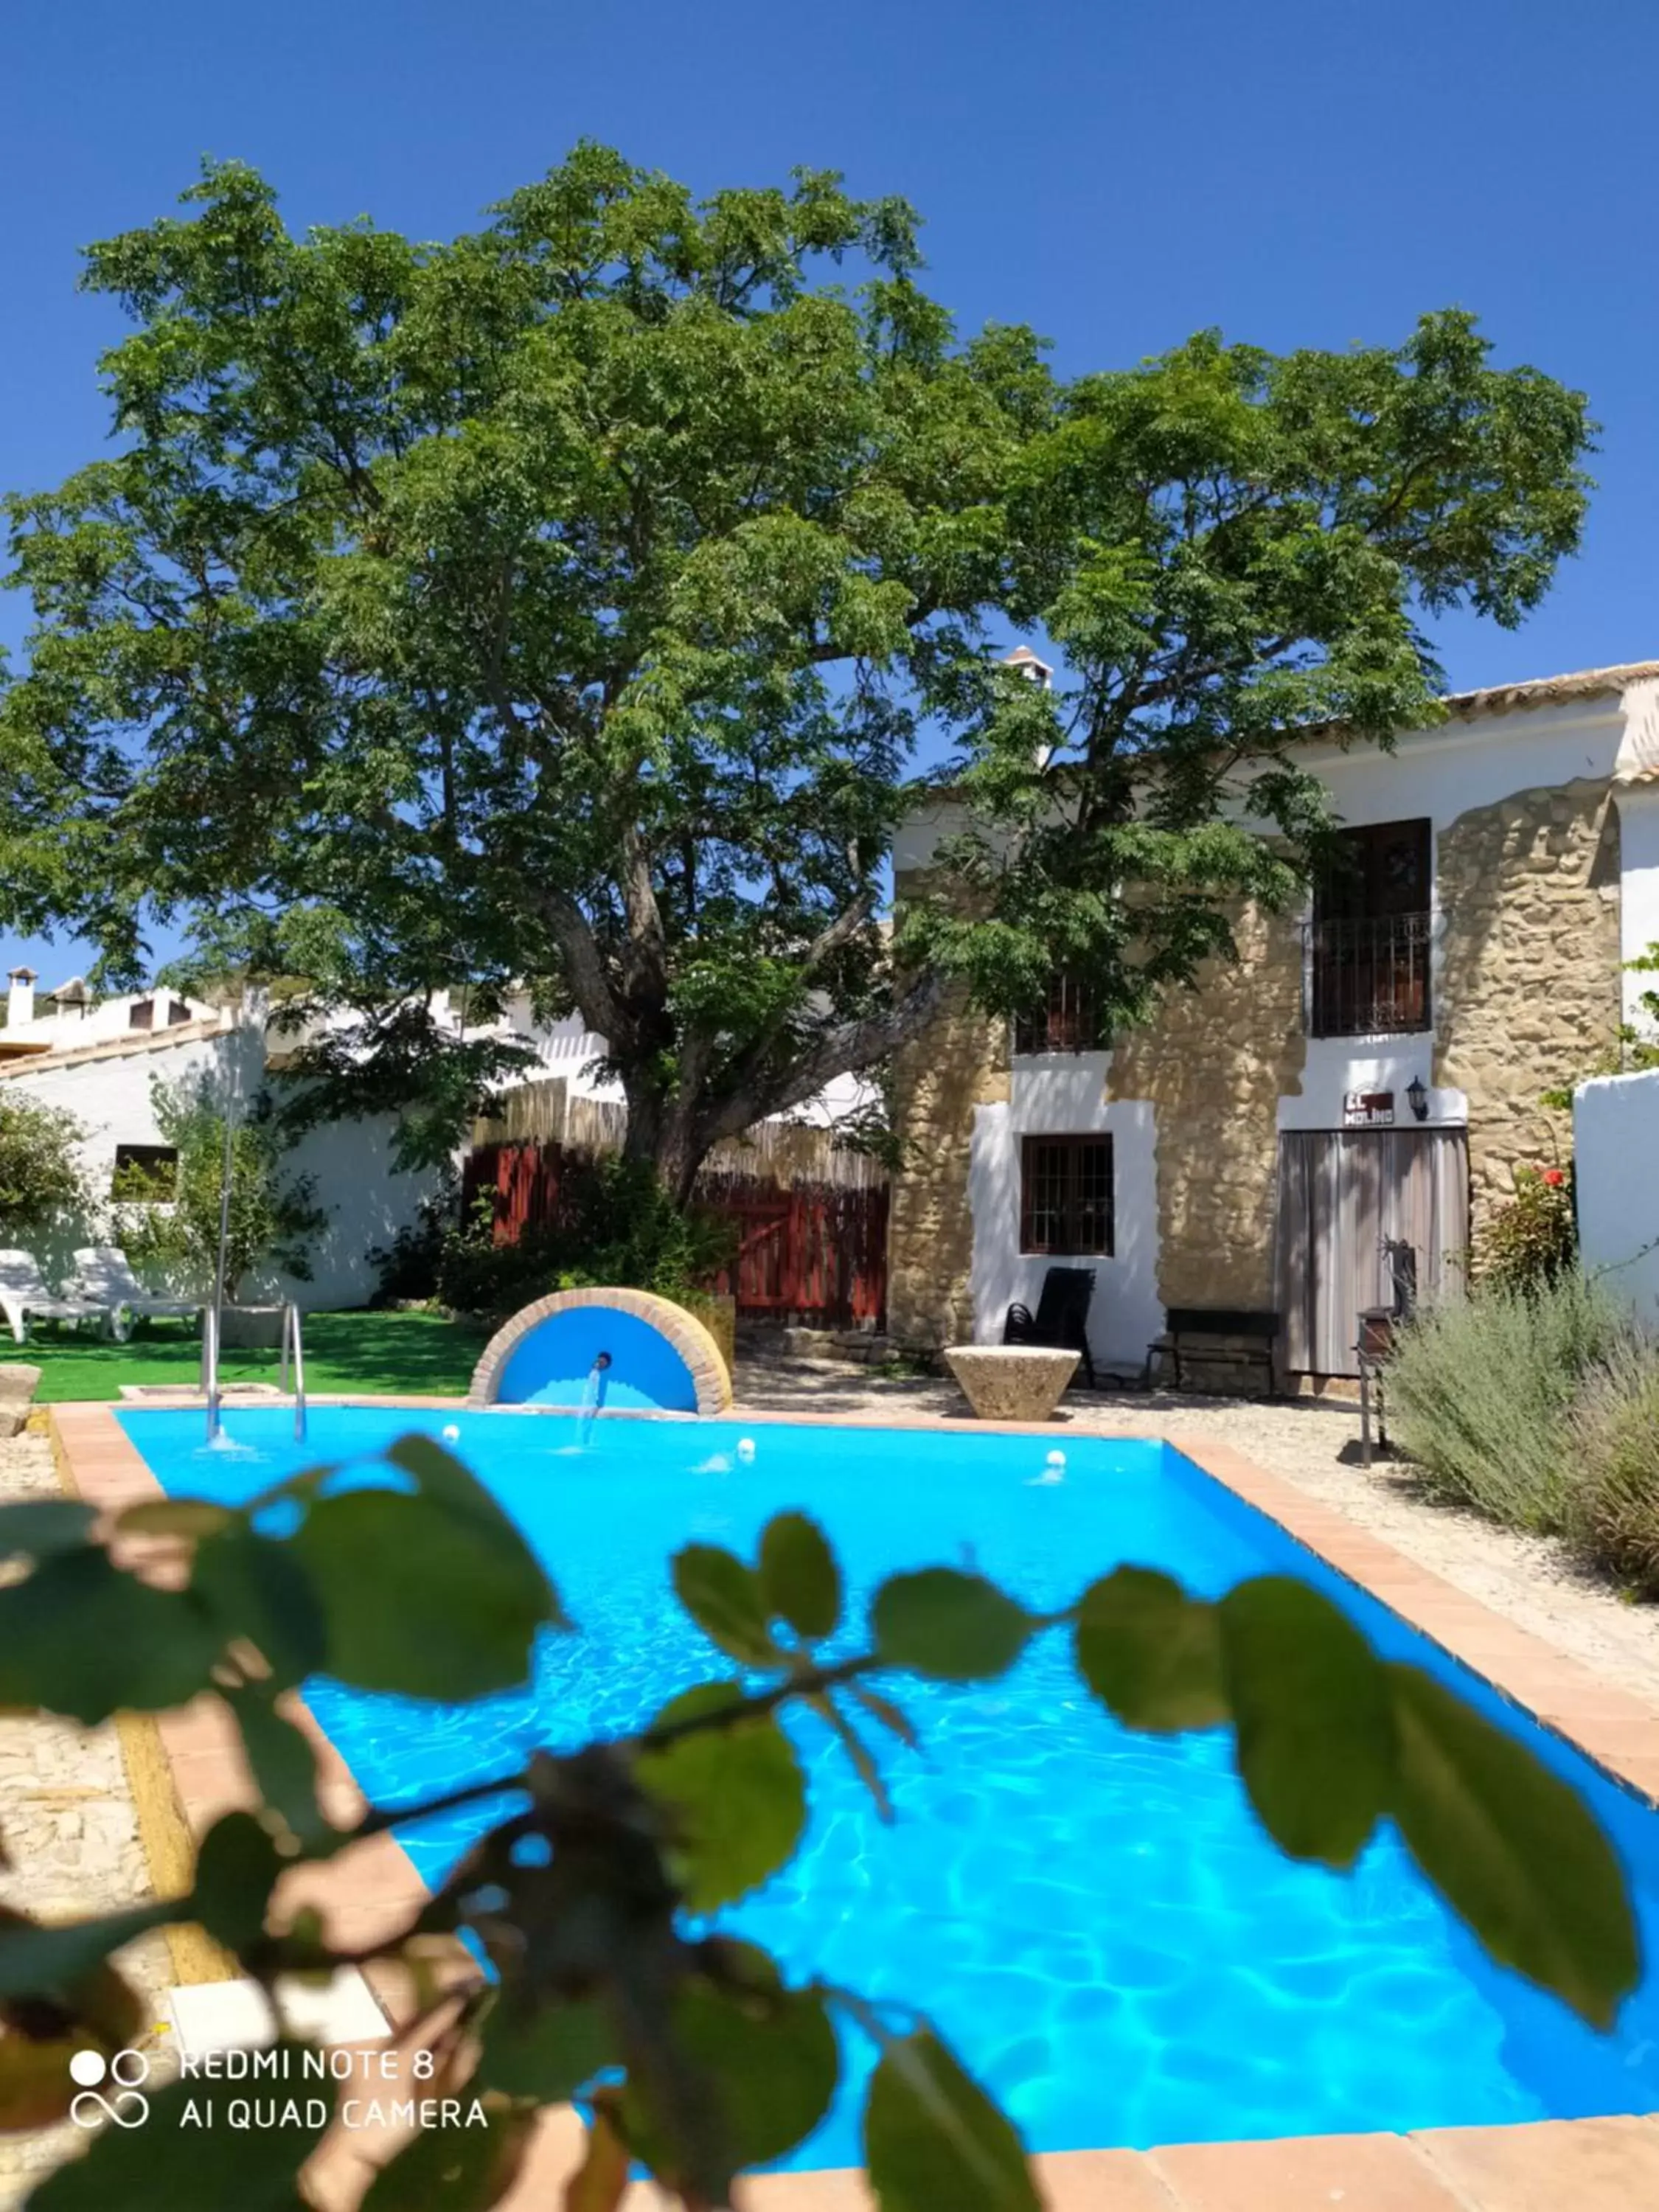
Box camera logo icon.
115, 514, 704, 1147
68, 2048, 150, 2129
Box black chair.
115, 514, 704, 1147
1003, 1266, 1097, 1389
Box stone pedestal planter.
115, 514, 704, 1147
219, 1303, 285, 1351
944, 1345, 1079, 1422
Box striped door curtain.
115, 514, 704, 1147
1276, 1130, 1470, 1377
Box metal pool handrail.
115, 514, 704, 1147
279, 1301, 307, 1444
202, 1302, 222, 1442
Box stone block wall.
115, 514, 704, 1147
886, 973, 1007, 1350
1433, 780, 1621, 1236
1105, 901, 1307, 1311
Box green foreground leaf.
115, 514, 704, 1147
0, 1502, 97, 1561
475, 1993, 616, 2101
872, 1569, 1034, 1681
189, 1811, 288, 1955
227, 1688, 329, 1846
360, 2103, 533, 2211
1388, 1662, 1641, 2028
190, 1525, 327, 1691
286, 1456, 560, 1701
672, 1543, 782, 1665
759, 1512, 842, 1641
30, 2052, 332, 2211
636, 1684, 806, 1910
0, 1549, 223, 1724
863, 2029, 1040, 2212
1074, 1566, 1227, 1731
624, 1977, 838, 2179
0, 1902, 172, 2006
1219, 1576, 1394, 1868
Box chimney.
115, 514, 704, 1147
1002, 647, 1057, 768
6, 968, 35, 1029
1001, 645, 1054, 692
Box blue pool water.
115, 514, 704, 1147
122, 1405, 1659, 2163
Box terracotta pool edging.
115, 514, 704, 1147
42, 1396, 1659, 2212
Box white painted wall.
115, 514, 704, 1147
259, 1111, 444, 1310
2, 1020, 257, 1284
1614, 783, 1659, 1032
1575, 1068, 1659, 1326
490, 999, 877, 1127
1278, 1038, 1466, 1133
967, 1054, 1162, 1372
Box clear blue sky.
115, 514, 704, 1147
2, 0, 1655, 978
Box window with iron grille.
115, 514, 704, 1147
1310, 818, 1432, 1038
1013, 971, 1109, 1055
1019, 1135, 1114, 1255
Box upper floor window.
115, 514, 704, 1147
1013, 970, 1110, 1056
1310, 819, 1432, 1038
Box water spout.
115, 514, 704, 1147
576, 1352, 611, 1448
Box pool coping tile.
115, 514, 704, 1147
46, 1394, 1659, 2212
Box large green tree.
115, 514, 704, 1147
0, 148, 1592, 1194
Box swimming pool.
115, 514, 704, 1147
120, 1404, 1659, 2166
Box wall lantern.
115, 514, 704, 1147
1406, 1076, 1430, 1123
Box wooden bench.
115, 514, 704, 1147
1148, 1308, 1280, 1396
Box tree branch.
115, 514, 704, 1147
536, 889, 627, 1046
711, 888, 879, 1113
697, 967, 946, 1146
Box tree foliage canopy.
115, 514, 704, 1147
0, 1092, 89, 1242
0, 147, 1593, 1188
115, 1075, 324, 1300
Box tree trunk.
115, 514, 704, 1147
619, 1077, 706, 1208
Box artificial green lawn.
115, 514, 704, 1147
23, 1308, 490, 1404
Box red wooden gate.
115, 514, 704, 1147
706, 1180, 888, 1326
460, 1144, 888, 1329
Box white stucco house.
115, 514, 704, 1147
0, 970, 445, 1310
891, 658, 1659, 1382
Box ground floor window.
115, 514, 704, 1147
1020, 1133, 1114, 1255
111, 1143, 178, 1202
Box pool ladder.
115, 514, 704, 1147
202, 1301, 307, 1444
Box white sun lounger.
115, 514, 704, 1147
69, 1248, 201, 1342
0, 1250, 114, 1346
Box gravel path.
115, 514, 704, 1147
734, 1359, 1659, 1709
0, 1430, 173, 2208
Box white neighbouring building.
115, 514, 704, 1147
0, 970, 445, 1310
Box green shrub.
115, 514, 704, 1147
117, 1076, 325, 1300
1475, 1163, 1576, 1293
435, 1156, 737, 1320
366, 1183, 457, 1306
1565, 1337, 1659, 1594
1385, 1273, 1633, 1531
0, 1091, 91, 1239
